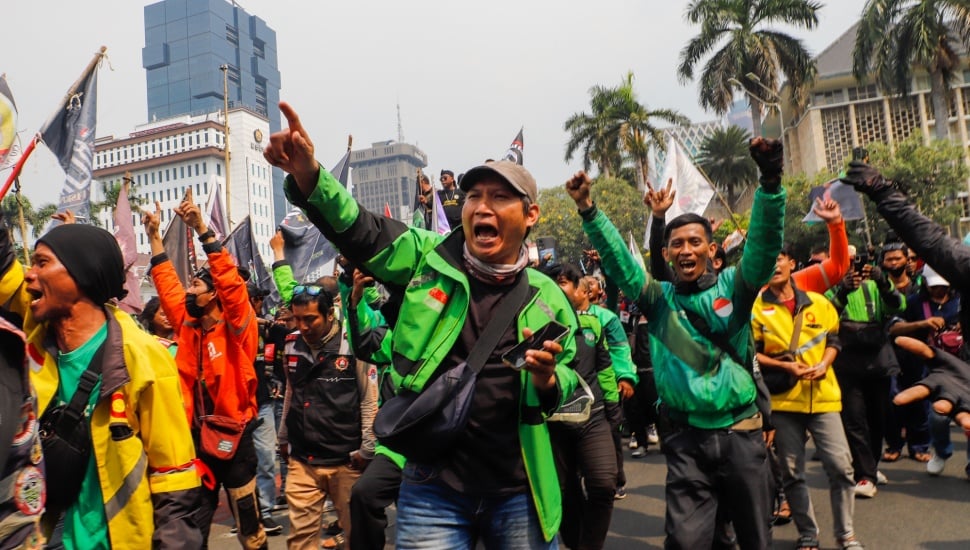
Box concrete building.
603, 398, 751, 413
142, 0, 287, 223
350, 140, 428, 221
91, 106, 275, 260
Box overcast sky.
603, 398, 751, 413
6, 0, 867, 207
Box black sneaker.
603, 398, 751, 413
614, 486, 627, 500
262, 516, 283, 535
325, 519, 342, 536
229, 524, 238, 534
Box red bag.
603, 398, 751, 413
199, 415, 247, 460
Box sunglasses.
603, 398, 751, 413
293, 285, 324, 297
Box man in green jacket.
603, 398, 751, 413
264, 102, 578, 548
566, 138, 786, 550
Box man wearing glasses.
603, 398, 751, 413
278, 283, 377, 550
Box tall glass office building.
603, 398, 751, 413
142, 0, 287, 223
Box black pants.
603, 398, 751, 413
885, 365, 931, 455
196, 431, 261, 548
624, 369, 658, 445
349, 453, 402, 550
836, 373, 890, 483
550, 410, 617, 550
661, 425, 772, 550
604, 401, 626, 487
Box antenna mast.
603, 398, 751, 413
397, 101, 404, 143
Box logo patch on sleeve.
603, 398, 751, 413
14, 466, 45, 515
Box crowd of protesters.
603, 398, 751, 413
2, 100, 970, 550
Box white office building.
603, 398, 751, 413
92, 106, 275, 259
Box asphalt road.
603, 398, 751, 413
210, 426, 970, 549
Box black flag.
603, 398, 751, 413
501, 128, 524, 165
41, 63, 99, 221
225, 216, 277, 309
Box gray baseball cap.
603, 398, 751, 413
459, 160, 537, 203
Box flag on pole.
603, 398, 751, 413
224, 216, 276, 308
0, 74, 17, 167
722, 229, 746, 252
628, 231, 646, 273
644, 136, 716, 245
160, 214, 194, 287
501, 128, 524, 165
113, 179, 144, 314
206, 182, 228, 240
40, 60, 101, 221
432, 189, 450, 235
802, 179, 866, 222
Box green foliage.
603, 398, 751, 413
90, 180, 143, 228
697, 125, 758, 205
1, 194, 57, 264
678, 0, 820, 135
535, 177, 647, 264
865, 137, 967, 238
565, 72, 688, 185
853, 1, 970, 139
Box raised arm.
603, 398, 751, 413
792, 197, 849, 293
645, 178, 676, 282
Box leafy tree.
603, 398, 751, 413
564, 85, 625, 178
853, 0, 970, 140
865, 137, 967, 237
90, 179, 143, 228
678, 0, 820, 136
565, 72, 688, 186
534, 176, 648, 264
697, 125, 759, 205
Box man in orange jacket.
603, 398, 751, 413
143, 190, 267, 550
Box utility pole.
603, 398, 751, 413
220, 64, 232, 228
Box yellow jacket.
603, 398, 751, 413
0, 260, 202, 549
752, 284, 843, 414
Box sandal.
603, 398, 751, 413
772, 497, 792, 525
912, 452, 932, 463
882, 449, 902, 462
796, 535, 820, 550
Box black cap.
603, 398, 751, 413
36, 224, 127, 305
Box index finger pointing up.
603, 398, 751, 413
280, 102, 305, 133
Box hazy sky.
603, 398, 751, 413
6, 0, 867, 207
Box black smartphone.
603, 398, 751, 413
501, 321, 570, 370
853, 253, 869, 273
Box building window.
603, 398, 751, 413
181, 166, 185, 178
253, 39, 265, 59
217, 164, 221, 176
226, 25, 239, 46
203, 163, 207, 174
847, 85, 879, 102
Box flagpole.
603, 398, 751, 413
13, 179, 30, 267
0, 46, 106, 203
220, 64, 232, 229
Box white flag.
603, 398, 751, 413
629, 231, 646, 273
643, 136, 716, 247
660, 136, 715, 220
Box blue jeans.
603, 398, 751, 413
929, 410, 970, 469
395, 464, 557, 549
253, 402, 278, 516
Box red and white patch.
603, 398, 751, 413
806, 312, 816, 324
12, 404, 36, 447
713, 297, 733, 318
14, 466, 45, 516
334, 357, 350, 371
428, 288, 448, 305
27, 344, 44, 373
762, 306, 776, 315
368, 366, 378, 381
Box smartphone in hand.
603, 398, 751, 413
501, 321, 569, 370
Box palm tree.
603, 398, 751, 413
853, 0, 970, 140
678, 0, 821, 136
564, 85, 625, 178
697, 125, 759, 205
90, 179, 143, 228
611, 72, 691, 188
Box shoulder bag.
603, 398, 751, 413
763, 308, 803, 395
373, 274, 530, 463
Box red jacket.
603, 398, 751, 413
152, 246, 258, 426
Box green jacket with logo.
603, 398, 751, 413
580, 187, 786, 429
284, 168, 579, 541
